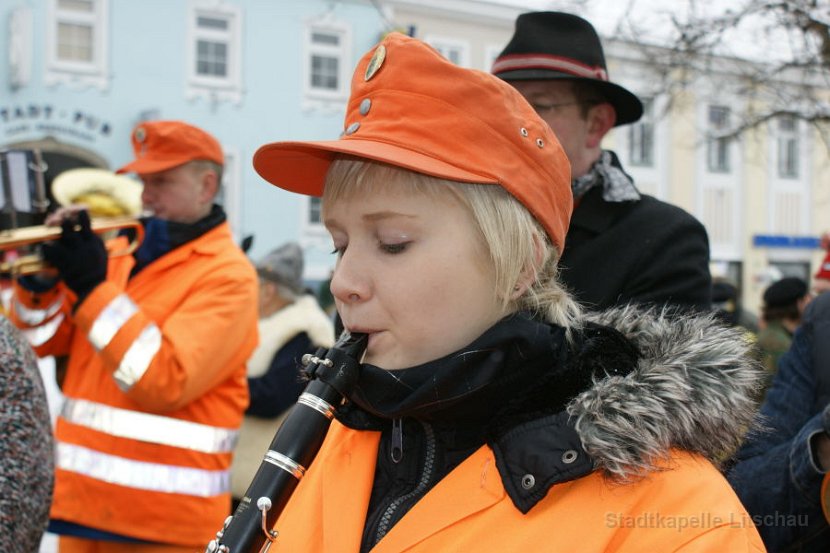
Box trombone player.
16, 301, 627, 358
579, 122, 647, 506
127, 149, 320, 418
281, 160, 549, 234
9, 120, 259, 553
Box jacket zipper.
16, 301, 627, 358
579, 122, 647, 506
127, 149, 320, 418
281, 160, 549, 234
373, 421, 436, 546
390, 417, 404, 463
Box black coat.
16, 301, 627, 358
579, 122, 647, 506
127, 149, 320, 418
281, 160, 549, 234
560, 184, 712, 312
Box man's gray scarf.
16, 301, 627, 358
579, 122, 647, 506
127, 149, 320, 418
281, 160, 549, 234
572, 150, 640, 202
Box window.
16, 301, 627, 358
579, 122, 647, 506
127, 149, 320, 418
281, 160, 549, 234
707, 105, 731, 173
303, 22, 351, 102
45, 0, 109, 88
196, 16, 229, 78
308, 197, 323, 225
777, 116, 799, 179
302, 196, 328, 246
424, 37, 470, 67
186, 2, 242, 103
629, 98, 654, 167
311, 32, 339, 90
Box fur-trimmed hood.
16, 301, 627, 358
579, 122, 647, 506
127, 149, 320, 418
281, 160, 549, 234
571, 306, 763, 478
488, 306, 765, 513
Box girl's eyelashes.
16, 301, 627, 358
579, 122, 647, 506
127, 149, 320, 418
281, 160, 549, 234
380, 241, 410, 254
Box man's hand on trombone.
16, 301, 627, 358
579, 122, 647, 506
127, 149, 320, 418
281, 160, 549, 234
41, 207, 108, 305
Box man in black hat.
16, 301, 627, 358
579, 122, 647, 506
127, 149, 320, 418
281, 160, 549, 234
493, 11, 711, 312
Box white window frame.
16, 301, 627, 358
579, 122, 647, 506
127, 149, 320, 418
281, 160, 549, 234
302, 18, 351, 104
185, 1, 243, 104
9, 7, 34, 90
300, 195, 333, 264
628, 97, 655, 167
766, 115, 811, 237
706, 105, 732, 174
696, 97, 743, 261
302, 196, 327, 238
45, 0, 110, 89
424, 35, 470, 67
776, 115, 800, 179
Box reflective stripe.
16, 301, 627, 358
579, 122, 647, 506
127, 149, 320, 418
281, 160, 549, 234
22, 313, 64, 347
56, 442, 230, 497
88, 293, 139, 351
14, 293, 64, 325
61, 398, 239, 453
113, 323, 161, 390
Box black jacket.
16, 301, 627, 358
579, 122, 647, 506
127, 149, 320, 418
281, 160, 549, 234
336, 309, 762, 551
560, 184, 712, 312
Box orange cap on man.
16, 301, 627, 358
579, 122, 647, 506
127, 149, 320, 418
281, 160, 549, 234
116, 120, 223, 175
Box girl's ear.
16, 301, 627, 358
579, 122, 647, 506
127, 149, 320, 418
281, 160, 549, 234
511, 233, 545, 299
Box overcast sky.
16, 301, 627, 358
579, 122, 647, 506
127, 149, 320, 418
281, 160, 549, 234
489, 0, 792, 62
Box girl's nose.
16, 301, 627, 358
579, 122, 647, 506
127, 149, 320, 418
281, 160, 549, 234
329, 248, 370, 305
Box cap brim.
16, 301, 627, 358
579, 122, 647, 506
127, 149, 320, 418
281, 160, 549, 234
115, 156, 191, 175
253, 139, 499, 197
495, 70, 643, 126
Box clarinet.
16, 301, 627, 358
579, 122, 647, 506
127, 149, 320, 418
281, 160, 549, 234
206, 331, 368, 553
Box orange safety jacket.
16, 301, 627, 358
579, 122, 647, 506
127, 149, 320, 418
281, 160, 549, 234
10, 222, 258, 547
271, 422, 765, 553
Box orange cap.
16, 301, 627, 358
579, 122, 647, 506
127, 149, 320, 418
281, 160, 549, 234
253, 32, 572, 252
116, 120, 224, 175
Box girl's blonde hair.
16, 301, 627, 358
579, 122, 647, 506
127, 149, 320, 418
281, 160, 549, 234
323, 157, 582, 331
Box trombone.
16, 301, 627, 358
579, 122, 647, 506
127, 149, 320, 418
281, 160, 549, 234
0, 217, 144, 276
0, 161, 145, 277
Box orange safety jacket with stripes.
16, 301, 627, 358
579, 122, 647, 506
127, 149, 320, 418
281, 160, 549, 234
10, 221, 259, 547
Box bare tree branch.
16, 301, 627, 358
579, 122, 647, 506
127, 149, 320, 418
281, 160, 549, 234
609, 0, 830, 140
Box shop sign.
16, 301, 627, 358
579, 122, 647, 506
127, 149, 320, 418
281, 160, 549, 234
0, 104, 112, 142
752, 234, 820, 249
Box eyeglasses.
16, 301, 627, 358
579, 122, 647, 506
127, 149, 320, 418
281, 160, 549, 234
530, 101, 582, 114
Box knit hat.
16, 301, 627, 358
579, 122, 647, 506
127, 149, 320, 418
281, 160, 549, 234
116, 120, 224, 175
253, 32, 573, 253
256, 242, 304, 294
492, 12, 643, 126
763, 277, 808, 308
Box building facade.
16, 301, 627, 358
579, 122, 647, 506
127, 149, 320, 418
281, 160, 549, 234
1, 0, 387, 282
2, 0, 829, 318
382, 0, 830, 319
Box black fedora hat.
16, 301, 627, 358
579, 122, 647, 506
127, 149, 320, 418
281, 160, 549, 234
493, 12, 643, 126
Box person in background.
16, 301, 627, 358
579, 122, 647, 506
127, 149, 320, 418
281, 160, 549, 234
712, 277, 759, 335
9, 120, 259, 552
812, 236, 830, 295
729, 289, 830, 552
757, 276, 812, 379
249, 32, 764, 552
492, 12, 711, 312
0, 314, 53, 553
231, 241, 335, 502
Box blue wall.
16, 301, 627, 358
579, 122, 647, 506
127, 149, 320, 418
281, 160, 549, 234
0, 0, 385, 276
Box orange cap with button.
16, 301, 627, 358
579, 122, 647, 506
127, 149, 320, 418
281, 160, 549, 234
253, 32, 572, 252
116, 120, 224, 175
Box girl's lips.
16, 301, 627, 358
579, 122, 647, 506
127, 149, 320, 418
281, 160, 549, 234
347, 328, 381, 352
345, 326, 380, 336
